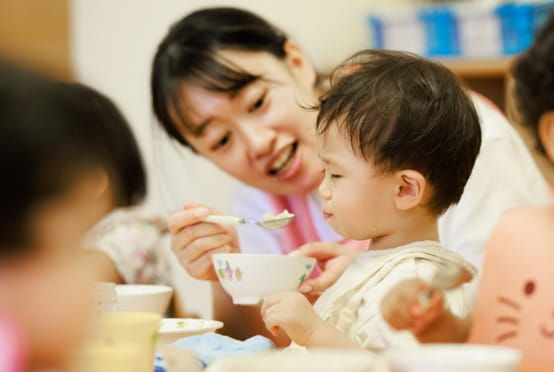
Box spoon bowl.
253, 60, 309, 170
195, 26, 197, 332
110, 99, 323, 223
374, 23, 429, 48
204, 211, 294, 230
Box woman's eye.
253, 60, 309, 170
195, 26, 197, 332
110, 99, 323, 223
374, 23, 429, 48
248, 93, 266, 113
212, 133, 231, 151
330, 174, 342, 179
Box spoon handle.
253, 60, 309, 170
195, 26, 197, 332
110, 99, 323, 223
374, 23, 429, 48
204, 215, 245, 225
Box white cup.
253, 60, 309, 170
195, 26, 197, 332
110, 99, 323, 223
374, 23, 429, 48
93, 281, 117, 314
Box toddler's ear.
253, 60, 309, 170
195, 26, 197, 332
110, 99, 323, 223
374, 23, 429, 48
394, 170, 426, 210
538, 110, 554, 162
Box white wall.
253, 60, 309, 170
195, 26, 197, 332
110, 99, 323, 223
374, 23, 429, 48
70, 0, 409, 319
69, 0, 417, 212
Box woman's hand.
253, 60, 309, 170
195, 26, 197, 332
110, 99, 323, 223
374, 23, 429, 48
290, 242, 356, 298
261, 291, 322, 346
168, 201, 239, 281
380, 278, 444, 336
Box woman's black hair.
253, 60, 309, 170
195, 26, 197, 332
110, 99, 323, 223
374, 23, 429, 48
511, 10, 554, 154
151, 7, 288, 146
0, 61, 146, 254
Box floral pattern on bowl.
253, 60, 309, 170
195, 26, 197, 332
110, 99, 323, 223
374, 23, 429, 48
214, 259, 313, 284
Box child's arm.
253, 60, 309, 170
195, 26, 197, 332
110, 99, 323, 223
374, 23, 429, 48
261, 292, 361, 348
380, 279, 470, 343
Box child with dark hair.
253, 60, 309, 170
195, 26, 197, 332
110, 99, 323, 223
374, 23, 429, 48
261, 50, 481, 350
511, 12, 554, 164
0, 61, 146, 371
381, 13, 554, 369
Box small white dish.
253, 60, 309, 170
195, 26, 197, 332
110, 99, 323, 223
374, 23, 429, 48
384, 343, 522, 372
157, 318, 224, 346
205, 348, 383, 372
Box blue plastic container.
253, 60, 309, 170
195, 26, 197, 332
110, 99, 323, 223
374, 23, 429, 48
496, 2, 534, 55
531, 1, 554, 35
368, 15, 384, 49
419, 6, 460, 57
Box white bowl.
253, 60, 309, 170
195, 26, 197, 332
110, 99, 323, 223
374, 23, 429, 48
212, 253, 316, 305
157, 318, 224, 346
115, 284, 173, 315
384, 343, 522, 372
206, 349, 381, 372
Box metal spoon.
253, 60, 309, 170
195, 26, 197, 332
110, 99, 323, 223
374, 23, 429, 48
203, 212, 294, 230
418, 263, 472, 307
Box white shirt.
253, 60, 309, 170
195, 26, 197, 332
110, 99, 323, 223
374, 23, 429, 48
312, 241, 474, 350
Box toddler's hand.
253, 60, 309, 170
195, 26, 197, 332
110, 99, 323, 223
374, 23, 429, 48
261, 291, 322, 346
381, 278, 444, 336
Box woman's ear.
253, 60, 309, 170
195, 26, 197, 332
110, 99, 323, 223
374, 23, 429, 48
538, 111, 554, 163
283, 41, 317, 86
394, 170, 426, 211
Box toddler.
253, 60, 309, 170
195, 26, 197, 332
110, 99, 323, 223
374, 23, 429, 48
261, 49, 481, 350
0, 61, 146, 370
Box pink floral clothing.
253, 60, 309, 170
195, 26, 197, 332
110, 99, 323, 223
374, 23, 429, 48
86, 208, 171, 284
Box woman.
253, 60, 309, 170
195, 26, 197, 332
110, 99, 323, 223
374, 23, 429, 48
147, 7, 550, 342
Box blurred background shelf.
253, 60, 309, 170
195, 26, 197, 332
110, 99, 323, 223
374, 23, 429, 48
436, 56, 513, 112
0, 0, 72, 81
438, 57, 513, 78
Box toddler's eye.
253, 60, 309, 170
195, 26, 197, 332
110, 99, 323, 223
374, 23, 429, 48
523, 280, 535, 296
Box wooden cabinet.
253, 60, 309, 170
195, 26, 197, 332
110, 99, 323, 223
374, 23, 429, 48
440, 57, 554, 187
439, 57, 513, 112
0, 0, 72, 81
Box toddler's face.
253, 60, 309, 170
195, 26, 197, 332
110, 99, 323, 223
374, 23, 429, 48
317, 125, 396, 241
16, 171, 113, 368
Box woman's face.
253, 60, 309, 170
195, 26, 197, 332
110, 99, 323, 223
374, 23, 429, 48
176, 47, 323, 195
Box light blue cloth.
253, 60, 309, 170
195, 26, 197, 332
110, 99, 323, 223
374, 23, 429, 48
170, 333, 275, 367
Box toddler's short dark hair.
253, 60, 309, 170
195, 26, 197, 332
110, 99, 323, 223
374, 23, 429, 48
316, 50, 481, 215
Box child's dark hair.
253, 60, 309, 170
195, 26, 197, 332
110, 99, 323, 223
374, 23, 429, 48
151, 7, 288, 146
0, 61, 146, 254
316, 50, 481, 215
511, 11, 554, 155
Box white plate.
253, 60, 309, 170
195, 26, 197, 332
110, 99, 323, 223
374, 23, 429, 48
157, 318, 224, 345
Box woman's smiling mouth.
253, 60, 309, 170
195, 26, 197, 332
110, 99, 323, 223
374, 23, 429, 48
268, 142, 299, 180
